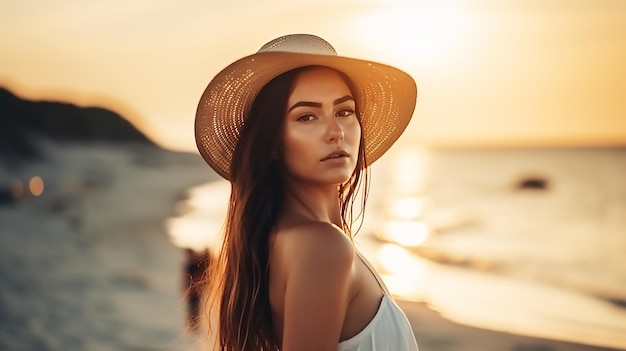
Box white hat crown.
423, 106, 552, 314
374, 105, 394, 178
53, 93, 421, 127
258, 34, 337, 56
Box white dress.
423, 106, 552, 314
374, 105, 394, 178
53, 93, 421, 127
337, 253, 419, 351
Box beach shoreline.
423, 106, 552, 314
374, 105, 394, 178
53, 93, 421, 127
0, 143, 216, 350
2, 144, 624, 350
398, 300, 624, 351
169, 168, 626, 351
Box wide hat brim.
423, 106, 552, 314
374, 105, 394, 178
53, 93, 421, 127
195, 42, 417, 180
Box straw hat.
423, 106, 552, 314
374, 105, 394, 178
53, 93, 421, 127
195, 34, 417, 180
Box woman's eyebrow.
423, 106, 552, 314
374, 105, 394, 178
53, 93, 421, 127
288, 101, 322, 112
288, 95, 355, 112
334, 95, 355, 105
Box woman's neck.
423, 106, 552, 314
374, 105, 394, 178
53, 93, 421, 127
282, 182, 342, 228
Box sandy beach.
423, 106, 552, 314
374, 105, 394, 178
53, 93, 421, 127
0, 143, 215, 350
399, 300, 622, 351
1, 143, 624, 350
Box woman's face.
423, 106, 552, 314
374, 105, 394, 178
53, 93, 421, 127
281, 67, 361, 185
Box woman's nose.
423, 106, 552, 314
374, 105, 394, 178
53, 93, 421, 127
326, 119, 345, 143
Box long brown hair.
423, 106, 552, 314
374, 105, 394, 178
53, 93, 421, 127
205, 66, 370, 350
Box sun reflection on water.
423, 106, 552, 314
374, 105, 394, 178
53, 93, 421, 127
387, 147, 431, 193
374, 146, 432, 251
363, 146, 435, 301
385, 196, 426, 220
166, 180, 230, 254
363, 145, 626, 349
165, 145, 626, 348
376, 244, 427, 301
382, 220, 430, 247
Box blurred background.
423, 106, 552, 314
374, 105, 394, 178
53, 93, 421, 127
1, 0, 625, 350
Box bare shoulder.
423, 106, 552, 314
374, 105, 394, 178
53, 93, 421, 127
275, 221, 355, 273
272, 222, 357, 349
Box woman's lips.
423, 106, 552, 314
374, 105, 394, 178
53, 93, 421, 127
321, 150, 349, 161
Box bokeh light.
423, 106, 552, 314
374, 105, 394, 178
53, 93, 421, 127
29, 176, 44, 196
10, 179, 25, 199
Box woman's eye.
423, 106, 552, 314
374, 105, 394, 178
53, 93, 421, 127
297, 114, 315, 122
337, 109, 355, 117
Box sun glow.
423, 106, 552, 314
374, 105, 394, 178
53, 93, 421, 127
347, 4, 472, 71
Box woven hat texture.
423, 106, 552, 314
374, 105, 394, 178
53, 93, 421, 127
195, 34, 417, 180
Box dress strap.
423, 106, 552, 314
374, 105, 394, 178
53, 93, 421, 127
354, 249, 392, 296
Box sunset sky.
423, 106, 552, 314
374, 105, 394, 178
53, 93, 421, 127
1, 0, 625, 151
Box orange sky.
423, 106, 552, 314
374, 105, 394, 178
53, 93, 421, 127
1, 0, 625, 151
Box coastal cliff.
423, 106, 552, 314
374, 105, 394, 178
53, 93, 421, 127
0, 87, 154, 162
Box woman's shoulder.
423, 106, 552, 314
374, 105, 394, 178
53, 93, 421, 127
273, 221, 355, 271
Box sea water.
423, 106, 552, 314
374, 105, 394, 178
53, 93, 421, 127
167, 147, 626, 349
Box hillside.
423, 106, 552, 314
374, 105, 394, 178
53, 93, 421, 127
0, 87, 154, 161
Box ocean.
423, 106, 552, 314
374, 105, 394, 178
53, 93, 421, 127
167, 146, 626, 349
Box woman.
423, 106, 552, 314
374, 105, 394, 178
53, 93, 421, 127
195, 34, 418, 351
